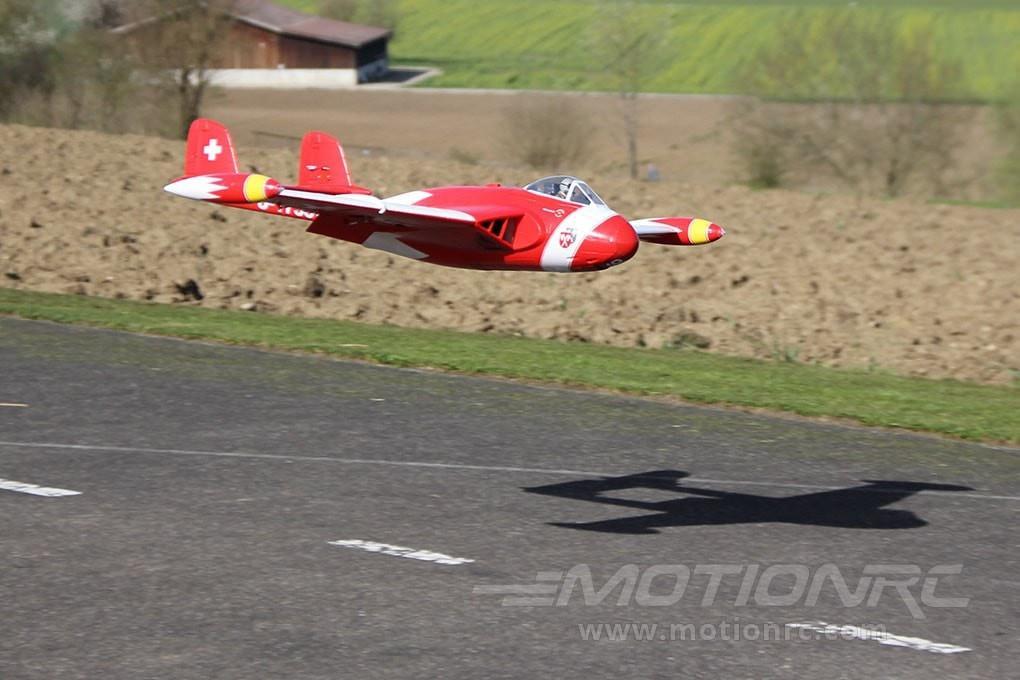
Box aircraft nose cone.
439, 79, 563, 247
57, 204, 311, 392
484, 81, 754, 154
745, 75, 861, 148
685, 218, 725, 245
572, 216, 639, 271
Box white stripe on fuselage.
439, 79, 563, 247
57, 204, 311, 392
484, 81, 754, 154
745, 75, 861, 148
385, 190, 433, 205
540, 205, 616, 272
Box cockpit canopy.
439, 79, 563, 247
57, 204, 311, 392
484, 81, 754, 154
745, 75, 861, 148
525, 176, 607, 207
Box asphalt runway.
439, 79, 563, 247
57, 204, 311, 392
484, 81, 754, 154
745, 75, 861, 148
1, 317, 1017, 679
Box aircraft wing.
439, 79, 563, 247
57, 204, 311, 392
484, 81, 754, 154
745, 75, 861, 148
269, 189, 521, 251
274, 190, 477, 226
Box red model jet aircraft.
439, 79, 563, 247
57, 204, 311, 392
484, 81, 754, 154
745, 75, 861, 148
165, 119, 725, 272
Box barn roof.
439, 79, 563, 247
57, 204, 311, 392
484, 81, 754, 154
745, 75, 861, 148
232, 0, 391, 48
112, 0, 392, 49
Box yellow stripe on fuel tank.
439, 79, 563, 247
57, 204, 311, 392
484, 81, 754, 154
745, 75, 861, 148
242, 174, 271, 203
687, 218, 711, 245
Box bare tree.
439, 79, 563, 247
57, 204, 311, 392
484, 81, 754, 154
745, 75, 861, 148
593, 0, 662, 180
124, 0, 236, 138
43, 2, 147, 133
0, 0, 61, 121
736, 10, 973, 198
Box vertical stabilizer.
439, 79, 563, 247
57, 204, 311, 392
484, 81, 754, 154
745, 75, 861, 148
298, 131, 371, 195
184, 119, 239, 176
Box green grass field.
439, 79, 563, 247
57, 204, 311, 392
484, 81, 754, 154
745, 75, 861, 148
279, 0, 1020, 99
2, 288, 1017, 444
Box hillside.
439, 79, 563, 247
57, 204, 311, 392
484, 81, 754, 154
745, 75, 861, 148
1, 123, 1017, 385
280, 0, 1020, 98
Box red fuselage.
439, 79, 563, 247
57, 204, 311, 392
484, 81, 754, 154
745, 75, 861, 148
297, 185, 640, 272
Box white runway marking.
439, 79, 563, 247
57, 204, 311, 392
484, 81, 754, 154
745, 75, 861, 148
787, 622, 971, 654
0, 478, 81, 497
328, 539, 474, 566
0, 403, 28, 408
0, 439, 1017, 502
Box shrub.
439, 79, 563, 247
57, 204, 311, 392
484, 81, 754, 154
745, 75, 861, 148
501, 96, 594, 171
997, 84, 1020, 203
733, 9, 974, 198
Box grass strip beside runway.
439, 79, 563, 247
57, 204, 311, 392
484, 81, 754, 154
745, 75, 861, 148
1, 288, 1016, 444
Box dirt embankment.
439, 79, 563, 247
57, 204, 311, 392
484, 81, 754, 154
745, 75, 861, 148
1, 123, 1017, 384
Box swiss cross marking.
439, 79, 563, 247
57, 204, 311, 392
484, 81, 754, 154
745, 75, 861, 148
203, 139, 223, 162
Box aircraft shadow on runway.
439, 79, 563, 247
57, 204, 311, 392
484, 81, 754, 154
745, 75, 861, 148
523, 470, 973, 534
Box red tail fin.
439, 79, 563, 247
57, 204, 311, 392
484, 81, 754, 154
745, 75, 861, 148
298, 131, 371, 195
185, 118, 239, 176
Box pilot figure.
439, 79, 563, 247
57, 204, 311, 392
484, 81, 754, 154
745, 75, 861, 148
556, 177, 572, 200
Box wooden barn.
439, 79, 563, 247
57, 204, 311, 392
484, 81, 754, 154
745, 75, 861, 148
115, 0, 392, 88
